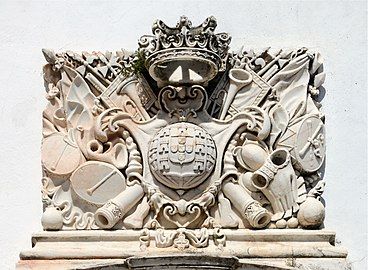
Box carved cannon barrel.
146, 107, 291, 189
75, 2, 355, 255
251, 149, 290, 189
222, 180, 271, 228
94, 184, 145, 229
251, 149, 298, 218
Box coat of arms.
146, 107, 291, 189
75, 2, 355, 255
39, 15, 327, 244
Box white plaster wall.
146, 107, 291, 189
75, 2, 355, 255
0, 0, 366, 269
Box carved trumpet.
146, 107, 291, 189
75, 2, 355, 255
118, 78, 151, 121
251, 149, 298, 220
219, 68, 253, 120
222, 180, 271, 228
94, 184, 145, 229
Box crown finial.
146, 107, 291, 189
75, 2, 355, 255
138, 16, 231, 86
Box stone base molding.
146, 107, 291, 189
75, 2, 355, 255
18, 229, 348, 270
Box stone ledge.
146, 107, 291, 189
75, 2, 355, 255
20, 229, 347, 260
17, 229, 349, 269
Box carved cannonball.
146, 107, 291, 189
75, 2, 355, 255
287, 217, 299, 228
148, 122, 216, 190
297, 197, 325, 228
275, 219, 287, 229
41, 206, 63, 231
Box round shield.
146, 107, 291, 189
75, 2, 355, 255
70, 161, 126, 207
294, 115, 326, 173
41, 133, 85, 178
277, 115, 326, 173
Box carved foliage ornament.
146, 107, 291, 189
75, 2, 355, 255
40, 16, 326, 248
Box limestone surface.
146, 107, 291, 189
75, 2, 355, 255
18, 16, 348, 270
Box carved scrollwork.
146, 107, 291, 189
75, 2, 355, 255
140, 228, 223, 250
158, 85, 207, 121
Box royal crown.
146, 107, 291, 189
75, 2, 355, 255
138, 16, 231, 86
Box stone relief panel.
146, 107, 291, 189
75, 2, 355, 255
40, 16, 326, 248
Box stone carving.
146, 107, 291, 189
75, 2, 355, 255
148, 122, 216, 190
139, 228, 226, 251
40, 16, 327, 236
